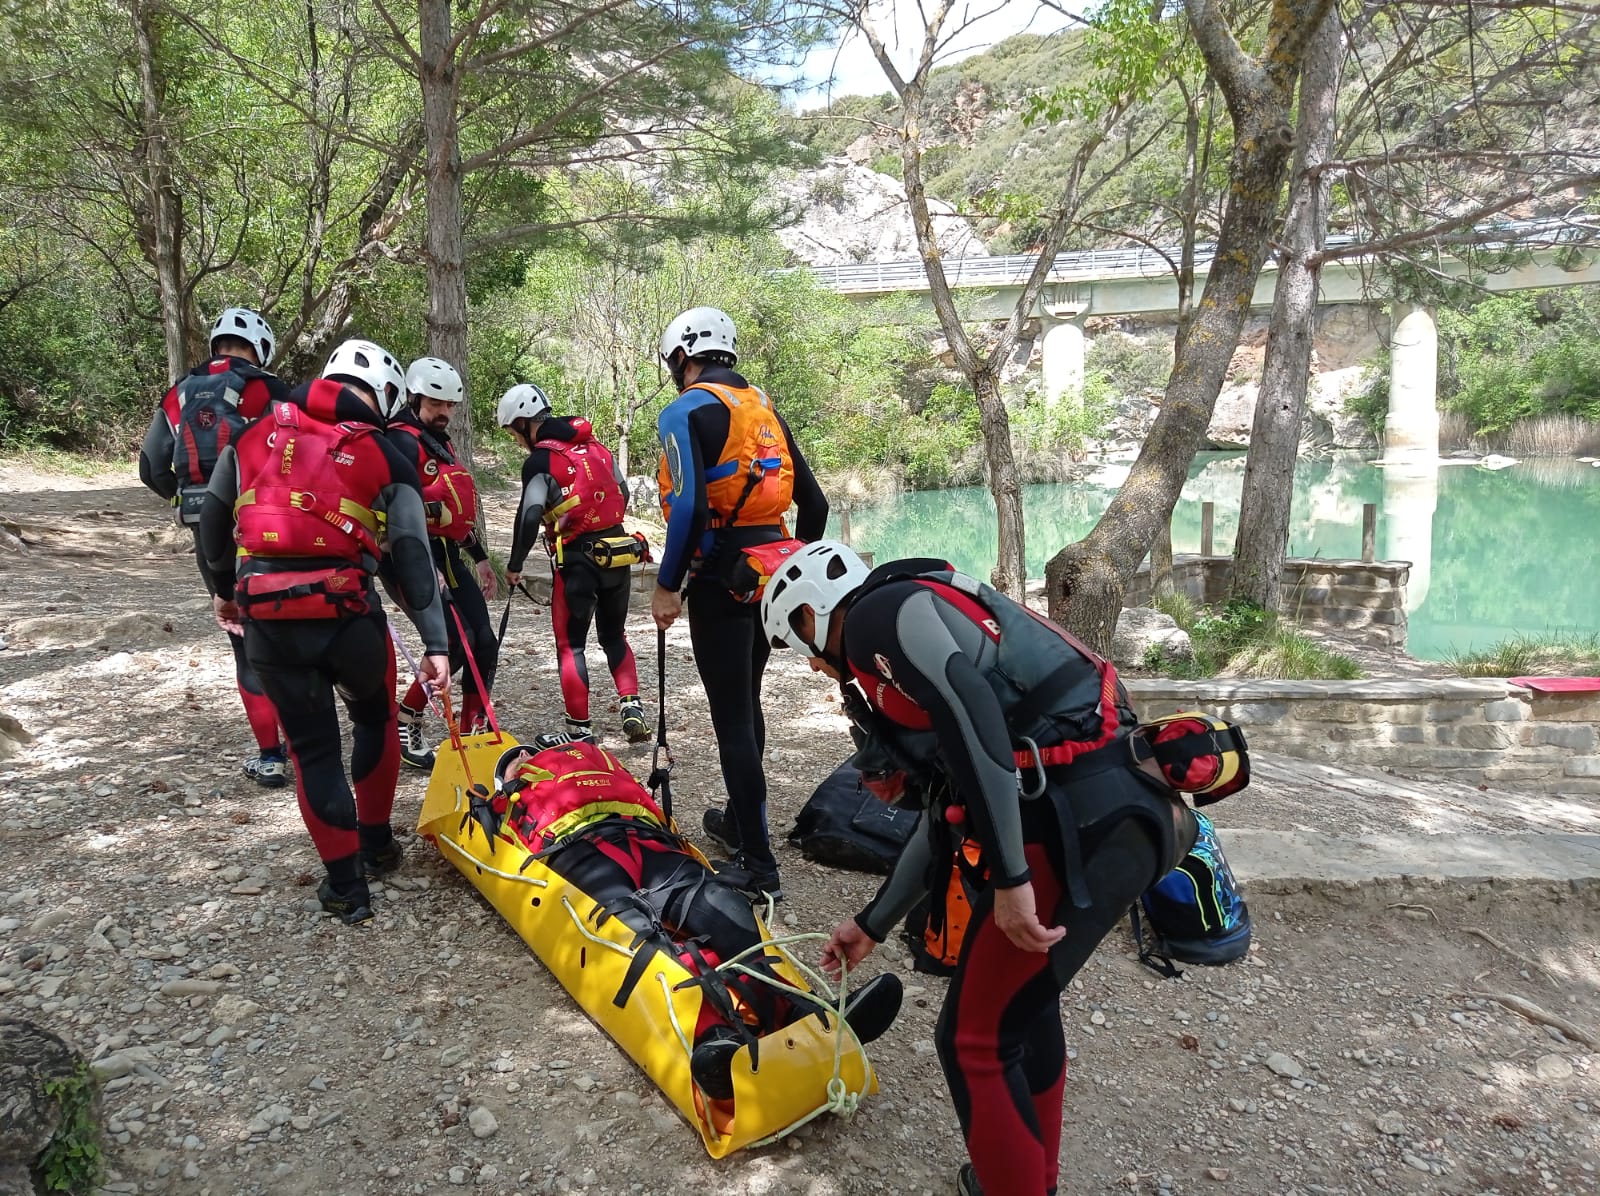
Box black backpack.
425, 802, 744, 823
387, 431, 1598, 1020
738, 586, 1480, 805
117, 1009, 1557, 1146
786, 759, 921, 874
170, 363, 260, 519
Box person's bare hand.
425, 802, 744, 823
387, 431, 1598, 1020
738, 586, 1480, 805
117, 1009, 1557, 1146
505, 569, 521, 589
420, 653, 451, 694
651, 585, 681, 631
821, 918, 876, 981
992, 881, 1065, 953
213, 595, 243, 636
476, 559, 498, 601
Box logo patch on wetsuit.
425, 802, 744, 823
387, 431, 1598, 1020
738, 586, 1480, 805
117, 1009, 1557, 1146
424, 459, 439, 477
665, 433, 684, 497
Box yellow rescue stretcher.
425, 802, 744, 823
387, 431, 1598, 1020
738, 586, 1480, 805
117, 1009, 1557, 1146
416, 728, 878, 1157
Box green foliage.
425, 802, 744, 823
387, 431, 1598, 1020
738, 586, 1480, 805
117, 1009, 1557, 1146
1443, 633, 1600, 678
38, 1064, 102, 1195
1346, 356, 1390, 439
1142, 597, 1362, 680
1437, 290, 1600, 437
900, 381, 982, 489
1010, 372, 1118, 459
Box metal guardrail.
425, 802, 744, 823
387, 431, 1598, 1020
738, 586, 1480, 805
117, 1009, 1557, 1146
805, 216, 1599, 294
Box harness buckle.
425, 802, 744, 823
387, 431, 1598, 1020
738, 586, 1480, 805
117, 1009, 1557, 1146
1015, 735, 1048, 799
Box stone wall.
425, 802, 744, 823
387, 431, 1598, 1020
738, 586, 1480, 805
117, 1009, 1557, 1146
1124, 554, 1411, 649
1126, 678, 1600, 795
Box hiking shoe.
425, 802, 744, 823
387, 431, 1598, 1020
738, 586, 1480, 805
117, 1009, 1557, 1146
361, 838, 404, 880
563, 716, 596, 745
839, 973, 903, 1045
956, 1163, 981, 1196
689, 1026, 744, 1102
726, 852, 783, 903
399, 709, 435, 770
316, 879, 373, 926
701, 807, 737, 857
619, 697, 649, 744
243, 747, 288, 789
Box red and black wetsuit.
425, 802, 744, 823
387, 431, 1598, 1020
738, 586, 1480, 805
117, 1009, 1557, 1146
138, 356, 289, 754
841, 560, 1193, 1196
386, 409, 497, 728
506, 416, 637, 725
198, 381, 447, 902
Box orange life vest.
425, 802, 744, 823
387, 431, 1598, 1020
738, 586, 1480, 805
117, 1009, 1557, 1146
656, 382, 794, 530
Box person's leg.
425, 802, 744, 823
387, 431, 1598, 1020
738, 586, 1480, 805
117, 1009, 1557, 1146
686, 583, 772, 871
194, 539, 281, 758
936, 817, 1160, 1196
550, 558, 601, 729
448, 556, 499, 730
329, 615, 401, 868
593, 566, 639, 699
244, 620, 368, 917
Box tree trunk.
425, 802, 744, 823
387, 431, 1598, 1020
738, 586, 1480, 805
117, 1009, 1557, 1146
1045, 0, 1332, 653
419, 0, 471, 463
1232, 6, 1342, 610
129, 0, 189, 381
974, 369, 1027, 596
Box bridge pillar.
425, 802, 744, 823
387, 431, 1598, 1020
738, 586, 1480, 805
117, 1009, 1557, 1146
1384, 302, 1439, 464
1041, 315, 1086, 407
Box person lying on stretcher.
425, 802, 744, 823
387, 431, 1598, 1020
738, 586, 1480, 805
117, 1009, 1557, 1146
481, 736, 903, 1100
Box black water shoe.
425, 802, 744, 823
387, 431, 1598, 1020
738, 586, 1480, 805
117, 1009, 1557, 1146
317, 879, 374, 926
689, 1026, 744, 1101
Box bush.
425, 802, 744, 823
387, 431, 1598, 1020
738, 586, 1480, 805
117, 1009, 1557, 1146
1443, 632, 1600, 678
1142, 596, 1365, 680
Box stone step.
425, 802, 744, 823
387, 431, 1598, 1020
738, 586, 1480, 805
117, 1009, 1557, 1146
1225, 828, 1600, 885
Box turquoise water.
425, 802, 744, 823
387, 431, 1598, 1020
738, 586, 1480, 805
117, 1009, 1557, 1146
827, 453, 1600, 661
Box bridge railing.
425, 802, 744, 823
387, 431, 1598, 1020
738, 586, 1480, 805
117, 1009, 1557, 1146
803, 215, 1596, 294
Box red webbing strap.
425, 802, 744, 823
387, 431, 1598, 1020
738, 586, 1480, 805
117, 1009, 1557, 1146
590, 830, 645, 888
448, 601, 500, 735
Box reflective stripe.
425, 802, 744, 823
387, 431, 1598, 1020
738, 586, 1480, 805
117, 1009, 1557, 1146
541, 802, 665, 844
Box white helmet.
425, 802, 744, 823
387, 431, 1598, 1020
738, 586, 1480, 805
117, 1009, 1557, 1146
406, 356, 464, 404
496, 382, 551, 427
323, 339, 406, 418
659, 306, 737, 364
760, 540, 870, 656
210, 307, 275, 367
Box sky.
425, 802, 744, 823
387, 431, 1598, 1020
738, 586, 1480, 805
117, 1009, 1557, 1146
773, 0, 1090, 112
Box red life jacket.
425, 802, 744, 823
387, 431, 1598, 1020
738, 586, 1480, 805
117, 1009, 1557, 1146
395, 422, 478, 543
535, 419, 627, 546
503, 741, 665, 852
230, 385, 390, 619
166, 358, 276, 488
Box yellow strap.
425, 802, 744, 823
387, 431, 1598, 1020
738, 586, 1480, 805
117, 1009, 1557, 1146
542, 804, 665, 843
232, 488, 378, 534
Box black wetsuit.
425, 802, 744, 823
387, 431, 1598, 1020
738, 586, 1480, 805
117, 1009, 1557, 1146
841, 565, 1195, 1196
199, 383, 447, 900
655, 364, 828, 872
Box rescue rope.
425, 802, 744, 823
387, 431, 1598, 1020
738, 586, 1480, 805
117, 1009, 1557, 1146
386, 621, 444, 719
448, 601, 502, 735
495, 580, 537, 647
559, 894, 637, 960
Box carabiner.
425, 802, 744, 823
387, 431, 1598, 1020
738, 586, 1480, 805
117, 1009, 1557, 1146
1015, 735, 1048, 799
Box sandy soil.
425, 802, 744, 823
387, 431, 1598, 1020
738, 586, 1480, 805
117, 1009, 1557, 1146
2, 458, 1597, 1196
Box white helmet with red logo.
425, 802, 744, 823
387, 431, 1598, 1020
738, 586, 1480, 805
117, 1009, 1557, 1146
324, 339, 406, 418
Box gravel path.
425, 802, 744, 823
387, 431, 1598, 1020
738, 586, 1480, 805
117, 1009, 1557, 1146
2, 460, 1597, 1196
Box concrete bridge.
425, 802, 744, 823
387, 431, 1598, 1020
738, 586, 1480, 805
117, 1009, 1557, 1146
806, 217, 1600, 465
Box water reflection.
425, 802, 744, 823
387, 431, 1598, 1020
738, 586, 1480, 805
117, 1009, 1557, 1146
828, 453, 1600, 661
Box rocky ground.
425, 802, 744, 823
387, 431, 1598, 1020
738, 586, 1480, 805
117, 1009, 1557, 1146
2, 459, 1598, 1196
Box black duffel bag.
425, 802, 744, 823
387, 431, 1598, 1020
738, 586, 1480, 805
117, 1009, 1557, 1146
786, 759, 921, 874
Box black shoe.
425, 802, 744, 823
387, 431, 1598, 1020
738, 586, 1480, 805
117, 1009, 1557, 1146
956, 1163, 981, 1196
725, 852, 783, 903
839, 973, 903, 1045
701, 807, 737, 857
361, 838, 404, 880
619, 697, 650, 744
317, 879, 373, 926
689, 1027, 744, 1101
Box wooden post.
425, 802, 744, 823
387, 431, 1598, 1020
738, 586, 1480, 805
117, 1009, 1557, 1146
840, 504, 852, 547
1200, 501, 1215, 556
1361, 502, 1377, 563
